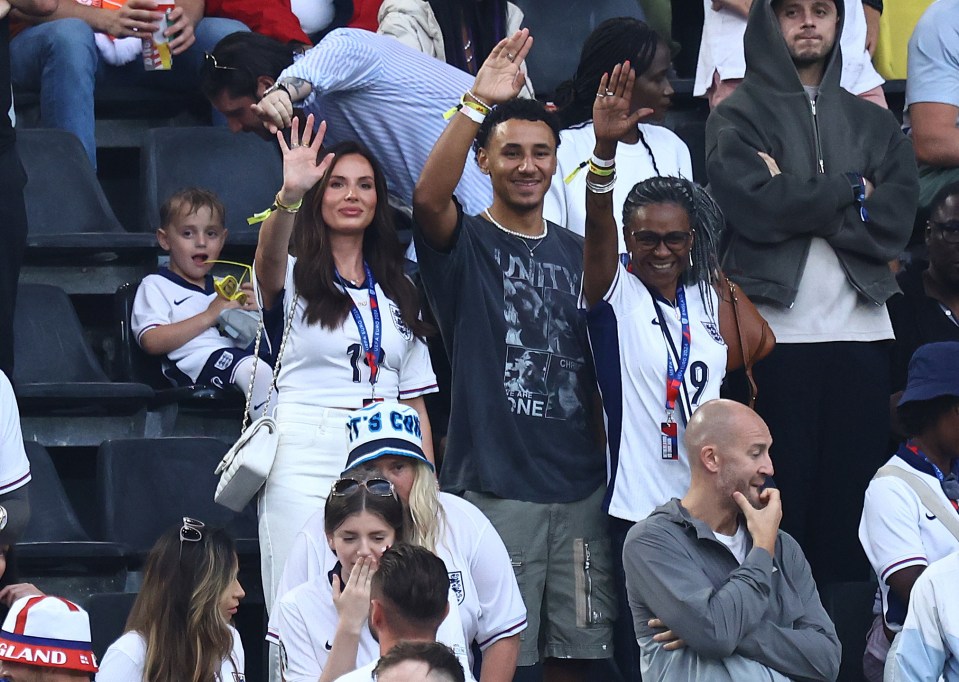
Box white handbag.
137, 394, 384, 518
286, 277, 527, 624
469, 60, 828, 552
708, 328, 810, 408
214, 291, 296, 512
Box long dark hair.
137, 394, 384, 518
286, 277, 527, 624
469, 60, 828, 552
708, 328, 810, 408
623, 177, 722, 311
428, 0, 509, 74
553, 18, 664, 175
324, 484, 407, 540
291, 141, 431, 339
126, 525, 239, 682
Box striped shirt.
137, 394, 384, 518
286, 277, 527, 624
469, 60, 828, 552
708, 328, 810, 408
281, 29, 493, 214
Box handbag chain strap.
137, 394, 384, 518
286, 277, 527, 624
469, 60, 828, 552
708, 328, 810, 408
240, 287, 298, 433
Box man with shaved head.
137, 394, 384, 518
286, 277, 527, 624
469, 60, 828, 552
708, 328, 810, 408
623, 399, 841, 681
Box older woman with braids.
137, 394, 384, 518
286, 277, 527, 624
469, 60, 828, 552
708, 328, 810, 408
581, 62, 727, 681
545, 17, 692, 247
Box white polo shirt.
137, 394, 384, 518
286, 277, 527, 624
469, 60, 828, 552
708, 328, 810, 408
269, 493, 527, 659
0, 373, 31, 496
859, 455, 959, 631
131, 269, 235, 382
273, 564, 470, 682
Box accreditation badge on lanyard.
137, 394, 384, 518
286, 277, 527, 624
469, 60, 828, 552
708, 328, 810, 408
657, 287, 691, 461
337, 262, 384, 406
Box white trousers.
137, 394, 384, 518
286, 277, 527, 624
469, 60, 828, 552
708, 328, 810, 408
258, 404, 352, 613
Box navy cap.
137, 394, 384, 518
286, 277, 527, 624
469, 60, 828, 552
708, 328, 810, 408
898, 342, 959, 407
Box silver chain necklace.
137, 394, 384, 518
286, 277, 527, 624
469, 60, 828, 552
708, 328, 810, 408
484, 209, 549, 259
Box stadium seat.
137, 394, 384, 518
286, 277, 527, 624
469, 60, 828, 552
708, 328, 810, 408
86, 591, 138, 661
820, 580, 878, 682
13, 284, 155, 445
139, 127, 283, 242
114, 281, 244, 408
96, 437, 258, 563
511, 0, 646, 99
16, 442, 127, 588
17, 129, 155, 247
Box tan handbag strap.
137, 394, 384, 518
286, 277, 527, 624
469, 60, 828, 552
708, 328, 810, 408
240, 288, 297, 432
724, 278, 759, 407
874, 465, 959, 542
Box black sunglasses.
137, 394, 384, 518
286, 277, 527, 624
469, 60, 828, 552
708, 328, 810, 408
629, 230, 693, 251
928, 220, 959, 244
204, 52, 239, 71
331, 478, 395, 497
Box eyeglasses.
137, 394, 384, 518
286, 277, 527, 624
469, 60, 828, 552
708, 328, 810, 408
928, 220, 959, 244
204, 52, 239, 71
629, 230, 693, 251
179, 517, 205, 558
331, 478, 395, 497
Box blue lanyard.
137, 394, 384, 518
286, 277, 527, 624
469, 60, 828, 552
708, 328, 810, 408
664, 286, 691, 420
336, 263, 381, 392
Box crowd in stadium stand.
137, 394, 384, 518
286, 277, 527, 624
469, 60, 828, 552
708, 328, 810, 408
2, 0, 959, 680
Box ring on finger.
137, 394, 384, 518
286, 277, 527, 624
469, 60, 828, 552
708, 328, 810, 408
605, 89, 615, 96
506, 52, 515, 62
595, 92, 606, 98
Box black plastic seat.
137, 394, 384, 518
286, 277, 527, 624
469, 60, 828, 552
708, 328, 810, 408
87, 591, 138, 661
17, 129, 155, 250
820, 580, 879, 682
114, 281, 244, 411
13, 283, 154, 414
139, 127, 282, 241
17, 442, 127, 576
96, 438, 258, 564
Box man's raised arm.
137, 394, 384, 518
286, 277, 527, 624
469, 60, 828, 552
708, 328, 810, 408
412, 29, 532, 252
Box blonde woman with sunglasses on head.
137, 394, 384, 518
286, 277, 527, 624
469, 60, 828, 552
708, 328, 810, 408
271, 402, 527, 682
96, 519, 246, 682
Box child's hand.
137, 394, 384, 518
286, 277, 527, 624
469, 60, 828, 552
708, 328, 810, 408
206, 294, 241, 324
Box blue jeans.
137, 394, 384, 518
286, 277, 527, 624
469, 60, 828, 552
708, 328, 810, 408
11, 16, 248, 168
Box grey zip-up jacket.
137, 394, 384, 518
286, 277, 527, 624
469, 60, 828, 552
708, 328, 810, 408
705, 0, 918, 307
624, 499, 841, 681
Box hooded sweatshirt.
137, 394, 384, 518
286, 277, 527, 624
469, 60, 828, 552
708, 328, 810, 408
705, 0, 918, 308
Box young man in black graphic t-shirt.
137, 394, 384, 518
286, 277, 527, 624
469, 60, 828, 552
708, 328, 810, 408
413, 29, 614, 682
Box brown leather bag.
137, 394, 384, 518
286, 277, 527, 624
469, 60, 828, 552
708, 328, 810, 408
718, 276, 776, 407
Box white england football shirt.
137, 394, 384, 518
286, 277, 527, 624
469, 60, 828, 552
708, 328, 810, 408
255, 255, 437, 408
584, 264, 726, 522
269, 492, 527, 659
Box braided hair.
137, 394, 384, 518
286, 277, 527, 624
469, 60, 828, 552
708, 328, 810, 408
622, 177, 723, 313
553, 17, 664, 175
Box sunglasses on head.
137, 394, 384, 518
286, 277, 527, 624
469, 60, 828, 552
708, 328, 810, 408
629, 230, 693, 251
928, 220, 959, 244
179, 517, 205, 558
331, 478, 395, 497
204, 52, 239, 71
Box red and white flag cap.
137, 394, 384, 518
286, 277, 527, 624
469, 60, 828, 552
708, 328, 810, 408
0, 595, 98, 672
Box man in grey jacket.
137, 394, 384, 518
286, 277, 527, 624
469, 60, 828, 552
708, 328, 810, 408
624, 399, 841, 681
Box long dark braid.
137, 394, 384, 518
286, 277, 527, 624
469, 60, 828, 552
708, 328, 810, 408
553, 17, 661, 129
622, 177, 723, 314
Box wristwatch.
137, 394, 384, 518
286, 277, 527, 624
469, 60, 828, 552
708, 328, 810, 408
844, 172, 870, 223
263, 80, 294, 102
0, 505, 9, 532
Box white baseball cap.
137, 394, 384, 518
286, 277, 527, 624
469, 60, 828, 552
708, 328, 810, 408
0, 595, 98, 672
342, 402, 433, 474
